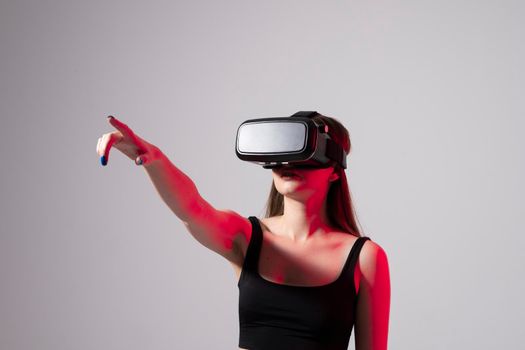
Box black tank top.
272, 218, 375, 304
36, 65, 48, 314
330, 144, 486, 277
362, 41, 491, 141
238, 216, 371, 350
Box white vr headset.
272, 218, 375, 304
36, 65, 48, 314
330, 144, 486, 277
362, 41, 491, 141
235, 111, 347, 169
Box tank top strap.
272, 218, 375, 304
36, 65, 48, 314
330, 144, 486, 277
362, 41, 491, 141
342, 236, 371, 278
242, 216, 263, 272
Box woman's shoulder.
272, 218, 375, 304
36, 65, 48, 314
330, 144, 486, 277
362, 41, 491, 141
356, 238, 390, 286
359, 238, 387, 259
258, 215, 279, 232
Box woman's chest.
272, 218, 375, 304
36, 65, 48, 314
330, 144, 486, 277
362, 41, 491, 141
257, 233, 356, 286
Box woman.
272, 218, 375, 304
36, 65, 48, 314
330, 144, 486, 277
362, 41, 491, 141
97, 113, 390, 350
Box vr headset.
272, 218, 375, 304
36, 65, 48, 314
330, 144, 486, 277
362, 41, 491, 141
235, 111, 347, 169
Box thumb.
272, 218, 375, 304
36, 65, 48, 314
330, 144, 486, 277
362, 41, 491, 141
135, 146, 161, 167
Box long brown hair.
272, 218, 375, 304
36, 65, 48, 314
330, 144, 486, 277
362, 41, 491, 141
263, 112, 365, 237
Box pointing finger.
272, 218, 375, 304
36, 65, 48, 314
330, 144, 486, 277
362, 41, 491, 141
107, 115, 136, 140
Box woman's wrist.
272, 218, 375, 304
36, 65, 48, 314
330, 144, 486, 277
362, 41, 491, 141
141, 145, 165, 169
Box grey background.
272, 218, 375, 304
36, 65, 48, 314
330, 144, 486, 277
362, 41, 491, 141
1, 0, 523, 349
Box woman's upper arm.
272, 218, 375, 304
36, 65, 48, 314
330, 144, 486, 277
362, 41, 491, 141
181, 195, 251, 265
354, 240, 391, 350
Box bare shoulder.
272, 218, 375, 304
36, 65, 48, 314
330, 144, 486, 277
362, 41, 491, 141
226, 214, 275, 270
222, 210, 253, 261
259, 215, 277, 232
240, 215, 280, 248
356, 239, 390, 288
360, 239, 387, 260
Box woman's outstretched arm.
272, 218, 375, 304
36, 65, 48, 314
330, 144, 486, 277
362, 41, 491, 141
141, 147, 250, 263
97, 115, 250, 264
354, 241, 391, 350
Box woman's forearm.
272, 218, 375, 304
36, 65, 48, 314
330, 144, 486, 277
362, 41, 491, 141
141, 147, 201, 222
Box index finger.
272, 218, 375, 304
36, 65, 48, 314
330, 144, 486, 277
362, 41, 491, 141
107, 115, 136, 140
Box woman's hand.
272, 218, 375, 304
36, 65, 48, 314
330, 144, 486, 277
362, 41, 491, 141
96, 115, 161, 167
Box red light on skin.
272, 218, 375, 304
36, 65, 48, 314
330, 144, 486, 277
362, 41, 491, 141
354, 241, 391, 350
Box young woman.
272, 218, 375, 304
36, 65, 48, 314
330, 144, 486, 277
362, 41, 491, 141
96, 113, 391, 350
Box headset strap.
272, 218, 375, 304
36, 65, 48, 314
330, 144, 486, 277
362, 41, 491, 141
326, 138, 347, 168
290, 111, 347, 169
290, 111, 320, 119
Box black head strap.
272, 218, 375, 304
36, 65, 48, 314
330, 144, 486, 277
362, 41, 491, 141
289, 110, 347, 169
290, 111, 320, 119
326, 138, 347, 168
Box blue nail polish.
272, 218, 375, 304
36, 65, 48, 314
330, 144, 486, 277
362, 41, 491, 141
100, 156, 107, 166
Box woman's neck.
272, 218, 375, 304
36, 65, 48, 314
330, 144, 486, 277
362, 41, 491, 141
277, 194, 332, 244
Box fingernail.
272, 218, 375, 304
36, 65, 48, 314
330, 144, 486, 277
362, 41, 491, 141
100, 155, 107, 166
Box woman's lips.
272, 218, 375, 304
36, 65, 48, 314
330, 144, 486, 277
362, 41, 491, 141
279, 170, 302, 179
